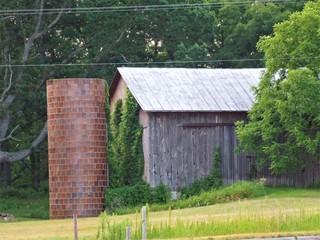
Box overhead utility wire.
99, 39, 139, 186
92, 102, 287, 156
0, 0, 309, 15
0, 56, 318, 68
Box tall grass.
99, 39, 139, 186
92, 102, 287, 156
96, 212, 132, 240
96, 207, 320, 239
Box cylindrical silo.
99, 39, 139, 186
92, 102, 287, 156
47, 78, 107, 219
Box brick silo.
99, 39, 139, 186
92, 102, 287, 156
47, 78, 107, 219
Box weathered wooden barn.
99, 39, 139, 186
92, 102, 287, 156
109, 67, 262, 190
109, 67, 320, 190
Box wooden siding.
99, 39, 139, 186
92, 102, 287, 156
143, 111, 250, 190
109, 77, 127, 112
139, 109, 151, 183
142, 111, 320, 190
260, 161, 320, 187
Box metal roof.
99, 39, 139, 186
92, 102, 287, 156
112, 67, 264, 112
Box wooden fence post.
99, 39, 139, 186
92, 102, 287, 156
142, 206, 147, 240
73, 214, 78, 240
126, 226, 131, 240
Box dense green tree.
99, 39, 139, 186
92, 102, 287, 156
214, 1, 293, 67
236, 1, 320, 173
75, 0, 219, 75
79, 0, 306, 72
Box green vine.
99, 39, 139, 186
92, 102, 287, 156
212, 148, 223, 188
108, 99, 123, 188
108, 88, 144, 187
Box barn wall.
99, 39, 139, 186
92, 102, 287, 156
139, 110, 151, 183
110, 77, 127, 112
145, 112, 250, 190
259, 161, 320, 187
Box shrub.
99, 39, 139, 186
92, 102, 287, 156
173, 181, 266, 210
151, 182, 171, 204
105, 181, 171, 212
105, 182, 150, 212
106, 181, 266, 215
0, 186, 41, 199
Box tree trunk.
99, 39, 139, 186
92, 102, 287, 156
4, 162, 10, 186
31, 150, 40, 189
0, 163, 2, 186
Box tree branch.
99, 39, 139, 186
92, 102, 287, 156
0, 122, 47, 163
0, 54, 13, 104
21, 0, 67, 69
33, 0, 45, 39
92, 17, 134, 66
0, 17, 16, 109
31, 121, 47, 148
1, 1, 73, 100
0, 116, 11, 139
38, 45, 86, 88
0, 125, 20, 144
38, 2, 66, 37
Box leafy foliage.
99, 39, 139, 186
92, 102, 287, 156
108, 89, 144, 187
236, 1, 320, 173
212, 148, 223, 187
118, 89, 143, 185
152, 182, 171, 204
108, 100, 123, 188
214, 1, 294, 67
78, 0, 303, 75
104, 181, 171, 212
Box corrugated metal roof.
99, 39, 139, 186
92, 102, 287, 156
114, 67, 264, 112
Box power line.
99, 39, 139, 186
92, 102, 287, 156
0, 56, 318, 68
0, 0, 308, 16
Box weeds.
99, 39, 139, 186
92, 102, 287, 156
96, 212, 132, 240
97, 206, 320, 239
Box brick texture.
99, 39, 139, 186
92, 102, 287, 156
47, 78, 107, 219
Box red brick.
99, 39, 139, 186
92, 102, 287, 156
47, 78, 107, 219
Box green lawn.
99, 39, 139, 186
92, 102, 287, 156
0, 187, 49, 220
1, 187, 320, 239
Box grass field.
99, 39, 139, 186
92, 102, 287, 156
1, 187, 320, 239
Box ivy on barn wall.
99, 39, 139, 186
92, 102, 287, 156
109, 99, 123, 188
108, 88, 144, 187
212, 148, 223, 188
